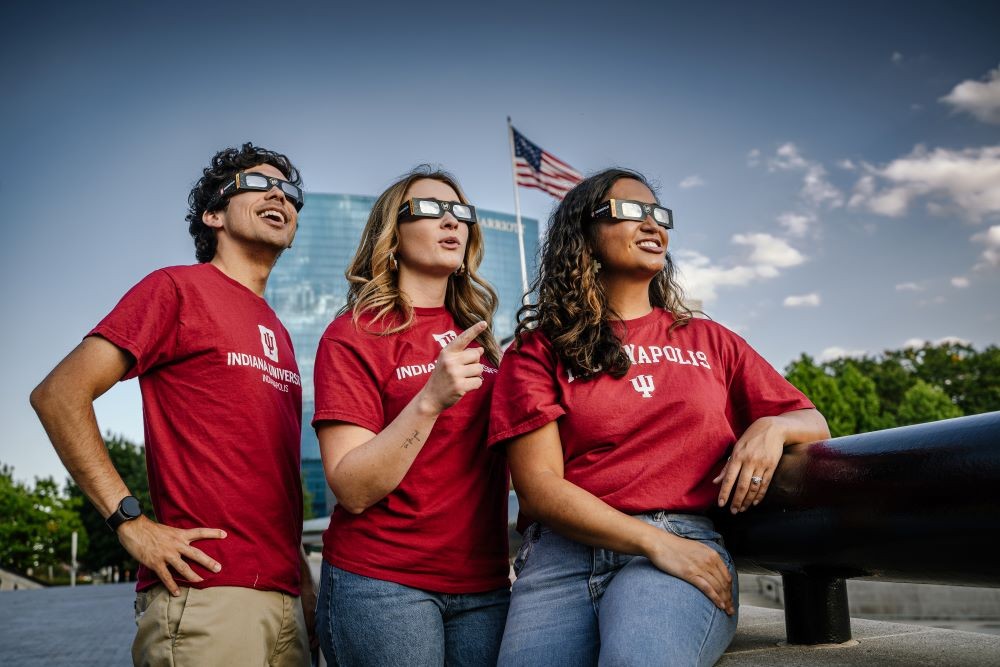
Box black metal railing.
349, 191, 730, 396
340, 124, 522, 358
713, 411, 1000, 644
308, 412, 1000, 646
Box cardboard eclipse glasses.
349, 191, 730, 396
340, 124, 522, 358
591, 199, 673, 229
398, 198, 478, 224
211, 171, 305, 212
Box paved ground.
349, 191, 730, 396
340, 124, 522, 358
0, 584, 135, 666
2, 583, 999, 666
720, 606, 1000, 667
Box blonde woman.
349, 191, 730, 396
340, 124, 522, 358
312, 166, 510, 665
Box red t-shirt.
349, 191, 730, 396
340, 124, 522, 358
488, 308, 814, 525
312, 307, 510, 594
90, 264, 303, 594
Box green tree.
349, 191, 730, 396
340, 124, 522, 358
66, 433, 150, 573
833, 362, 894, 433
960, 345, 1000, 416
785, 354, 853, 437
909, 343, 1000, 416
302, 480, 315, 521
0, 464, 36, 570
830, 354, 910, 422
0, 464, 88, 577
896, 379, 963, 426
877, 342, 1000, 417
788, 342, 1000, 438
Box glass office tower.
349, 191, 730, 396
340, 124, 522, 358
266, 194, 539, 518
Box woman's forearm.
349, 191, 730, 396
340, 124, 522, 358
321, 389, 442, 514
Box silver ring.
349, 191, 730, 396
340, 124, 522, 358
750, 476, 763, 485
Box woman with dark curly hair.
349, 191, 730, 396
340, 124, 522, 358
489, 168, 830, 666
311, 166, 510, 665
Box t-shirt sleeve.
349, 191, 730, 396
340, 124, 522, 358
312, 328, 385, 434
725, 336, 815, 436
88, 270, 181, 381
487, 333, 566, 448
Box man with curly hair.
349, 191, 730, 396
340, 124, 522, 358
31, 143, 315, 666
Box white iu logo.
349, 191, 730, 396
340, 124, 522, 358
630, 374, 655, 398
432, 330, 457, 348
258, 325, 279, 362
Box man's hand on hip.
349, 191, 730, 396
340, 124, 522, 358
117, 516, 227, 596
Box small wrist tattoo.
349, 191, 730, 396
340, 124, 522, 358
402, 430, 422, 449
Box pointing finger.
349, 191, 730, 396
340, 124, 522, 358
446, 321, 488, 351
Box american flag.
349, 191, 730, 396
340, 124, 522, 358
512, 126, 583, 199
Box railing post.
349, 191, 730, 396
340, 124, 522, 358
781, 573, 852, 644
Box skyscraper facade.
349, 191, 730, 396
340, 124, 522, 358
266, 193, 539, 518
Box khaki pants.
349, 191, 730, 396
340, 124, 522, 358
132, 585, 309, 667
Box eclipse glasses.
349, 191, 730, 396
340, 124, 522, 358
398, 198, 478, 224
210, 171, 305, 212
591, 199, 673, 229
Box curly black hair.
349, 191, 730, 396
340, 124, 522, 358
515, 167, 693, 380
186, 143, 302, 263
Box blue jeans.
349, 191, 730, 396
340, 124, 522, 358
317, 561, 510, 666
499, 513, 738, 667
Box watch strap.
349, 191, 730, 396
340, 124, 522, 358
106, 496, 141, 532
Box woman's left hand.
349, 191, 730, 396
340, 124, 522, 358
713, 416, 785, 513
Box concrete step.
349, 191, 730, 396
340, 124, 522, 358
721, 605, 1000, 667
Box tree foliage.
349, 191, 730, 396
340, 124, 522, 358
785, 342, 998, 437
897, 380, 963, 426
0, 464, 88, 576
66, 433, 151, 573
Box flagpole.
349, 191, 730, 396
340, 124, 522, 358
507, 116, 530, 298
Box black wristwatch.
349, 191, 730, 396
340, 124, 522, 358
106, 495, 143, 532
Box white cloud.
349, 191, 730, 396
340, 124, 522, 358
766, 143, 844, 208
747, 149, 761, 167
895, 282, 923, 292
802, 165, 842, 208
848, 145, 1000, 221
769, 143, 809, 171
675, 234, 806, 303
784, 293, 821, 308
891, 51, 904, 64
777, 211, 816, 237
819, 346, 867, 362
679, 175, 705, 189
903, 336, 971, 349
837, 159, 857, 171
675, 250, 757, 303
940, 65, 1000, 125
731, 233, 806, 275
848, 173, 875, 208
972, 224, 1000, 268
951, 276, 970, 288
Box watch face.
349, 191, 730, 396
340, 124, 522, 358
121, 496, 142, 518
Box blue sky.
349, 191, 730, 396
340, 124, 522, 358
3, 1, 998, 483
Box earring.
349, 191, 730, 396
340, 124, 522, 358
388, 252, 398, 272
455, 262, 466, 277
594, 259, 602, 272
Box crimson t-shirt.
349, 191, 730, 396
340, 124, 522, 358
488, 308, 813, 524
312, 308, 509, 593
90, 264, 303, 594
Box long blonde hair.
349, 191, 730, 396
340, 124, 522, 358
342, 165, 501, 365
